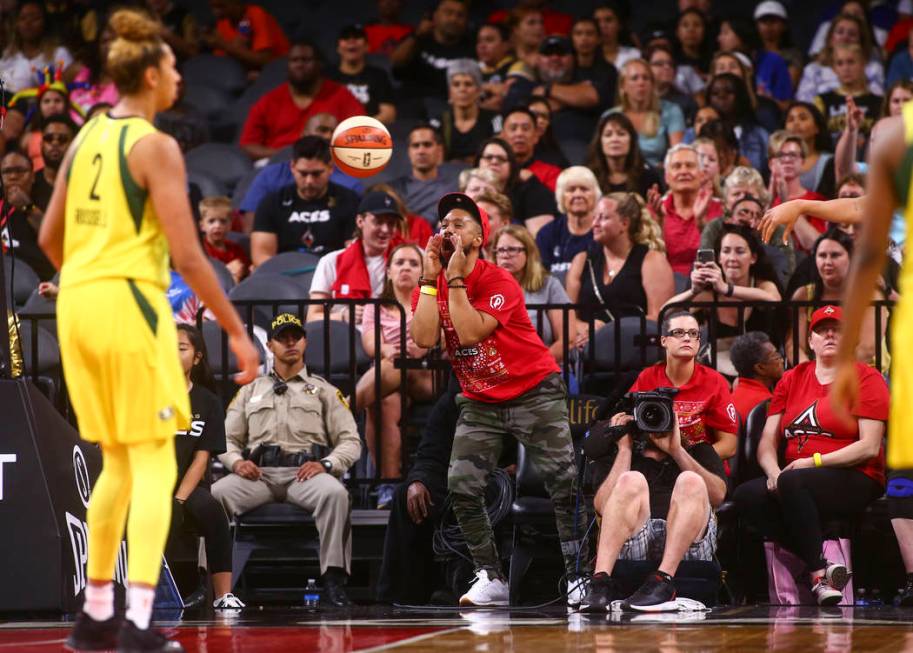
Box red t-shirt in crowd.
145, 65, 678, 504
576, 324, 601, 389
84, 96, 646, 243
410, 259, 559, 403
732, 377, 772, 424
407, 214, 432, 248
770, 361, 888, 485
365, 23, 413, 54
630, 362, 738, 447
215, 4, 289, 58
203, 239, 250, 272
661, 194, 724, 276
526, 159, 561, 192
240, 81, 365, 150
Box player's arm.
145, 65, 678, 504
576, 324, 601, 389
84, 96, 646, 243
760, 197, 864, 244
37, 144, 80, 269
837, 118, 901, 367
132, 133, 259, 384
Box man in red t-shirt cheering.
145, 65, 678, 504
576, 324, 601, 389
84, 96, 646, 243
579, 311, 736, 613
412, 192, 587, 608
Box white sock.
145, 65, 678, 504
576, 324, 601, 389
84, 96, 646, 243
125, 586, 155, 630
84, 583, 114, 621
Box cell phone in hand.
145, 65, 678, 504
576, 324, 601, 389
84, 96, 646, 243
695, 248, 715, 265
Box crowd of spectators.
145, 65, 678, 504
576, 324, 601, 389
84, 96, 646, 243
4, 0, 913, 611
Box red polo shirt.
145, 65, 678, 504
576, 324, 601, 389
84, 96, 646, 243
630, 362, 738, 447
240, 81, 365, 150
411, 259, 559, 402
662, 194, 724, 276
732, 377, 773, 424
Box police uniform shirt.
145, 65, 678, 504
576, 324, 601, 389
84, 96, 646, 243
219, 367, 362, 475
174, 384, 226, 490
252, 181, 360, 255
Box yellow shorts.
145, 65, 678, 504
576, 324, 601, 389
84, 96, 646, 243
57, 278, 190, 446
889, 301, 913, 469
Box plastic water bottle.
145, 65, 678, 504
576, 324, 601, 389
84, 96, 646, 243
304, 579, 320, 610
855, 588, 869, 607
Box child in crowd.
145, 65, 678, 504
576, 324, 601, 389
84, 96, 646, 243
199, 196, 250, 283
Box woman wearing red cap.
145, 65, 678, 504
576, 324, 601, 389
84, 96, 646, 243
733, 304, 888, 605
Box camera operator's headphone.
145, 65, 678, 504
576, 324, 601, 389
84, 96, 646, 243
270, 371, 288, 396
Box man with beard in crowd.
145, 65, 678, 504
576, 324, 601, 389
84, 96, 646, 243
239, 39, 365, 162
31, 115, 78, 212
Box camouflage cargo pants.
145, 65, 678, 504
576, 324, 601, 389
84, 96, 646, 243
448, 373, 587, 579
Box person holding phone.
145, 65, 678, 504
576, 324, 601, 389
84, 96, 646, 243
663, 225, 782, 377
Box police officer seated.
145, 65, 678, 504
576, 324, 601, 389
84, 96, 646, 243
211, 313, 363, 606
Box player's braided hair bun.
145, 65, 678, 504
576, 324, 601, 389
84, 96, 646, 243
107, 9, 166, 95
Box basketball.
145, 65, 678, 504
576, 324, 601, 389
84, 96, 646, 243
330, 116, 393, 178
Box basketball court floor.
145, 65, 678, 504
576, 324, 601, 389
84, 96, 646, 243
2, 605, 912, 652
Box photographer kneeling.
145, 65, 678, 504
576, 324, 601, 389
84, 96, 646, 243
580, 312, 734, 612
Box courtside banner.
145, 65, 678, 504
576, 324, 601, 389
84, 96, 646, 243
0, 379, 104, 611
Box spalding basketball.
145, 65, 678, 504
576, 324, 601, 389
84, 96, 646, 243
330, 116, 393, 178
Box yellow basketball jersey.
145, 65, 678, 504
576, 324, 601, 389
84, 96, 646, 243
887, 103, 913, 469
60, 114, 169, 290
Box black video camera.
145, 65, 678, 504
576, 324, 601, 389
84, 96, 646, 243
583, 387, 679, 460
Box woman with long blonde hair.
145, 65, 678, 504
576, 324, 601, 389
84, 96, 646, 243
566, 192, 673, 333
604, 58, 685, 168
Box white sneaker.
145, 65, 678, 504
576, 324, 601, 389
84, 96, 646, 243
567, 576, 587, 611
459, 570, 509, 607
811, 579, 843, 606
824, 562, 851, 591
213, 592, 246, 609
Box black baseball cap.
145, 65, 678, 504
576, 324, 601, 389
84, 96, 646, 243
438, 192, 491, 246
539, 35, 571, 55
338, 24, 367, 40
269, 313, 306, 340
357, 190, 402, 217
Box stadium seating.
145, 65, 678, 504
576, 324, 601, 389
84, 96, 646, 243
185, 143, 254, 195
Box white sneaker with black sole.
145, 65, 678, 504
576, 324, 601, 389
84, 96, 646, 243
459, 570, 509, 607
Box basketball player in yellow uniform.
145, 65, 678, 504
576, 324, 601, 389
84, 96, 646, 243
38, 10, 258, 652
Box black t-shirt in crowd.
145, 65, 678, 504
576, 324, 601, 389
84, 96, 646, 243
253, 182, 360, 256
508, 175, 558, 225
431, 109, 501, 161
329, 65, 394, 117
589, 442, 726, 520
394, 34, 475, 100
1, 205, 55, 281
173, 384, 227, 491
31, 173, 54, 212
603, 165, 663, 199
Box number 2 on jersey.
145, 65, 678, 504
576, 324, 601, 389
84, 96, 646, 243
89, 153, 103, 201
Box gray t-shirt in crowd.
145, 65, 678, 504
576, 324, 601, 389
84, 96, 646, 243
523, 274, 570, 345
